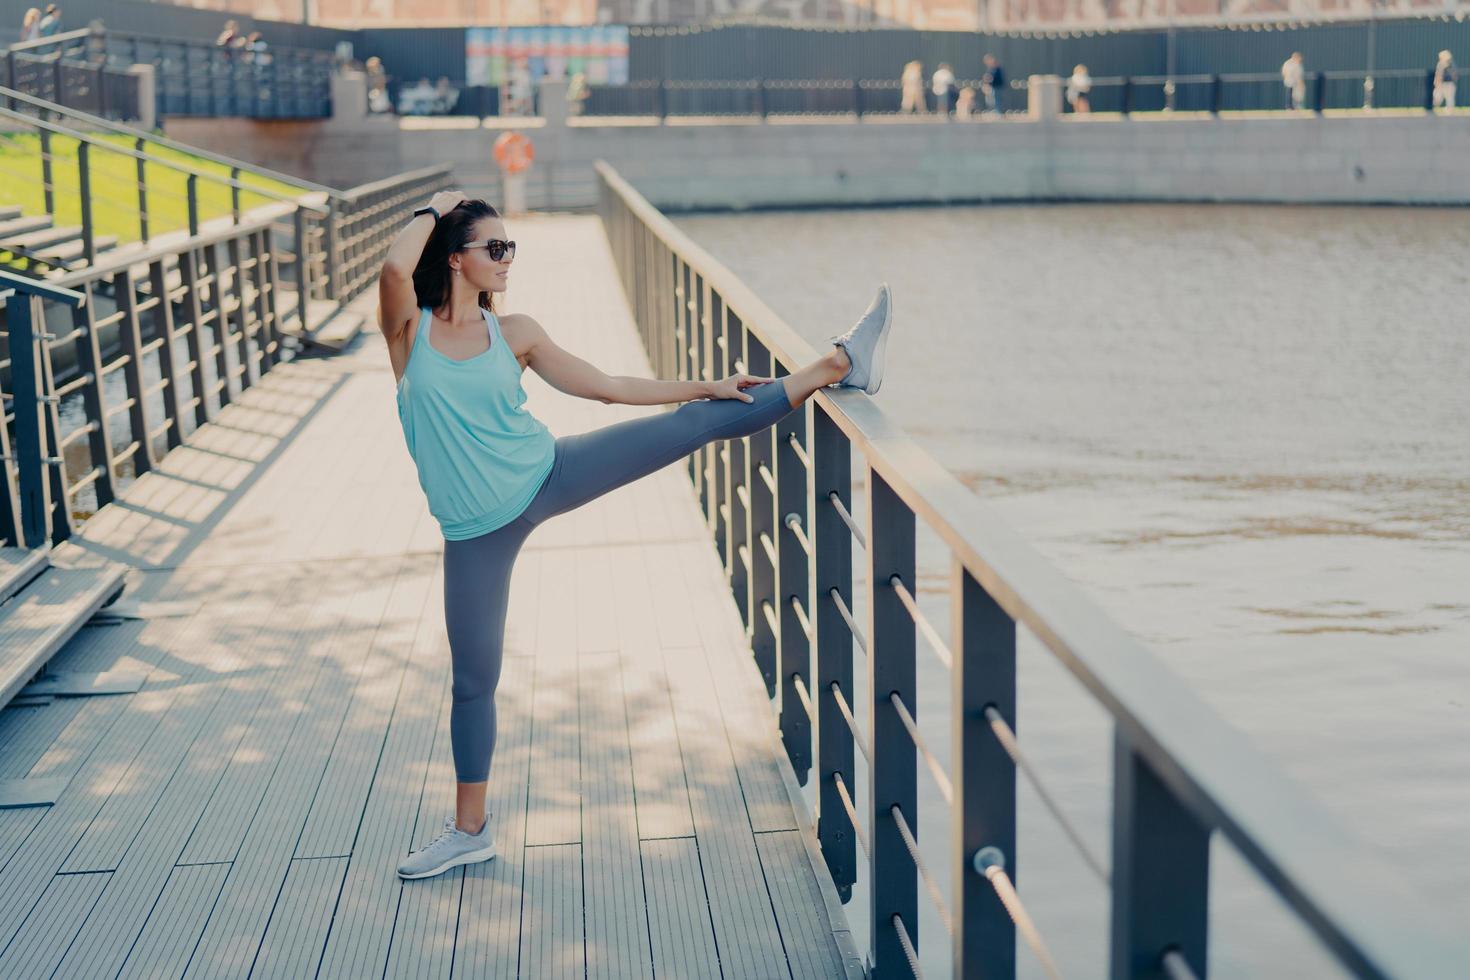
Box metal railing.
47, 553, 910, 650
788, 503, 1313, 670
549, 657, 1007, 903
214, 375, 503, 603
594, 159, 1467, 979
581, 68, 1449, 121
4, 25, 334, 121
1019, 68, 1442, 115
0, 218, 286, 548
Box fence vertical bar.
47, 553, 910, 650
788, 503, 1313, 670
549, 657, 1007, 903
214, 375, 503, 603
39, 124, 54, 216
1313, 71, 1326, 115
953, 561, 1017, 979
77, 141, 95, 267
9, 294, 50, 548
178, 248, 210, 428
325, 198, 340, 299
728, 312, 751, 628
230, 166, 242, 223
1110, 733, 1210, 980
134, 136, 149, 241
748, 336, 777, 697
186, 172, 200, 236
293, 206, 310, 336
868, 469, 917, 976
71, 291, 116, 508
148, 259, 186, 450
777, 395, 811, 782
114, 272, 156, 475
813, 407, 855, 900
1121, 76, 1132, 116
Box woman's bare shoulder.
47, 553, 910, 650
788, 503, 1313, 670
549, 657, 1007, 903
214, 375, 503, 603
495, 311, 545, 363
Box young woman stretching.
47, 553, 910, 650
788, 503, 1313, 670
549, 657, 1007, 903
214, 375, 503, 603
382, 191, 894, 880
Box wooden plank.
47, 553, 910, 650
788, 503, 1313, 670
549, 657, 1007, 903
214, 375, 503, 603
579, 649, 654, 980
0, 570, 285, 952
294, 561, 437, 858
612, 543, 694, 841
0, 563, 127, 709
314, 565, 455, 979
756, 830, 849, 980
181, 562, 412, 979
115, 863, 231, 980
519, 843, 584, 980
641, 837, 722, 980
0, 871, 109, 978
383, 645, 460, 980
250, 856, 349, 980
523, 549, 580, 847
662, 644, 791, 980
452, 646, 535, 980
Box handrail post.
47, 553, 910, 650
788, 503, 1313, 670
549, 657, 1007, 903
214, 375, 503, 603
1210, 74, 1222, 116
1121, 75, 1132, 117
8, 294, 51, 548
39, 123, 54, 216
134, 136, 149, 241
230, 166, 242, 223
853, 78, 863, 118
293, 206, 310, 334
186, 172, 199, 236
777, 399, 811, 781
324, 197, 340, 300
1313, 70, 1326, 115
755, 77, 767, 119
953, 562, 1017, 979
748, 337, 778, 696
868, 470, 917, 974
1110, 732, 1210, 980
657, 77, 667, 122
1425, 69, 1436, 112
78, 140, 95, 266
813, 408, 855, 901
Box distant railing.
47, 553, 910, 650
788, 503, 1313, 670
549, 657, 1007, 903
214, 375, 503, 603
595, 160, 1467, 979
1017, 68, 1440, 115
4, 25, 334, 121
581, 68, 1448, 120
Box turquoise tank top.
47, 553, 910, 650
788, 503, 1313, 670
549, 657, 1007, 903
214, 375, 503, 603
395, 307, 556, 540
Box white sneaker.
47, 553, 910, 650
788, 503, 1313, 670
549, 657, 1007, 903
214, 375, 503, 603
829, 283, 893, 395
397, 815, 497, 880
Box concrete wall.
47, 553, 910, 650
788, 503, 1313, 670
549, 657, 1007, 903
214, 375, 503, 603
165, 107, 1470, 211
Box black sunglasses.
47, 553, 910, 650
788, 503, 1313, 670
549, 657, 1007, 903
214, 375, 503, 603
462, 238, 517, 261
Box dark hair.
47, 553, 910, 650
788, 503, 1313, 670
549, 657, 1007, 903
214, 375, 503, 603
412, 199, 501, 313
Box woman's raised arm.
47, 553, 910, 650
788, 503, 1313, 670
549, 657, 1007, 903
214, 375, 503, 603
377, 189, 467, 340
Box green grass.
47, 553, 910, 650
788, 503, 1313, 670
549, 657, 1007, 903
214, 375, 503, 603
0, 130, 308, 246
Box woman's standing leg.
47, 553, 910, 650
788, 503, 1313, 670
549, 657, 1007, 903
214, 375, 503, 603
442, 519, 533, 831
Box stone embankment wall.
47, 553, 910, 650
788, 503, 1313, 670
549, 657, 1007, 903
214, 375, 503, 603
164, 74, 1470, 211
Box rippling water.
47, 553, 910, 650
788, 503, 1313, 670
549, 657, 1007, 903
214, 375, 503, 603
676, 204, 1470, 978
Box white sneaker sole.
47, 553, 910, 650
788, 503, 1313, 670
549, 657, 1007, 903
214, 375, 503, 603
862, 284, 893, 395
398, 844, 498, 880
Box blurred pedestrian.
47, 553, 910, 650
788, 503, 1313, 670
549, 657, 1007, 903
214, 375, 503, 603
567, 71, 591, 117
982, 53, 1006, 115
215, 18, 239, 48
900, 60, 925, 114
1281, 52, 1306, 110
1067, 64, 1092, 114
932, 62, 956, 118
18, 7, 41, 42
365, 56, 391, 114
956, 86, 976, 117
434, 76, 460, 115
36, 3, 59, 37
1434, 50, 1457, 112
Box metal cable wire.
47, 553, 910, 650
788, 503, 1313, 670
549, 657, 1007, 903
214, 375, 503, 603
888, 573, 953, 672
785, 431, 810, 468
784, 513, 812, 555
890, 803, 953, 936
791, 672, 814, 721
829, 681, 872, 764
975, 853, 1064, 980
827, 490, 866, 548
892, 913, 924, 979
889, 692, 954, 806
829, 587, 868, 655
1161, 949, 1201, 980
832, 771, 869, 858
983, 706, 1110, 885
789, 594, 813, 641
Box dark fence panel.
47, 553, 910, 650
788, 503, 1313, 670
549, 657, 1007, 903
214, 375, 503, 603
0, 0, 354, 51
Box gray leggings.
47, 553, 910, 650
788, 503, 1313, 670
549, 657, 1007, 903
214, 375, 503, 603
442, 378, 795, 783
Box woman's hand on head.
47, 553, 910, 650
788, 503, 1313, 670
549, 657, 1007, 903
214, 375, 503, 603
428, 190, 468, 216
707, 374, 773, 403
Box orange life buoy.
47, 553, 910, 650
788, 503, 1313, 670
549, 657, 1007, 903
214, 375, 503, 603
493, 132, 535, 175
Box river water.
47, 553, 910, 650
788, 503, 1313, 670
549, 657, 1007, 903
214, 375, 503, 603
675, 204, 1470, 978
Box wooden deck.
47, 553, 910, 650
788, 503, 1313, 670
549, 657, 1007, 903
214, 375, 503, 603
0, 215, 863, 979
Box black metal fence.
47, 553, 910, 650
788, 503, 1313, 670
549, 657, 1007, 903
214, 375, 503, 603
4, 25, 333, 121
595, 160, 1467, 979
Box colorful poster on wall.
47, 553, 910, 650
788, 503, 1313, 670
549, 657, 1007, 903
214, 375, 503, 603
466, 26, 629, 88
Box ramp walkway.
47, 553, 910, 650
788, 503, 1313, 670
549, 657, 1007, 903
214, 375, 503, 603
0, 214, 861, 979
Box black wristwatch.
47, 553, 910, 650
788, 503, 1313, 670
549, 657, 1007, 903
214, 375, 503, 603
412, 205, 440, 222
